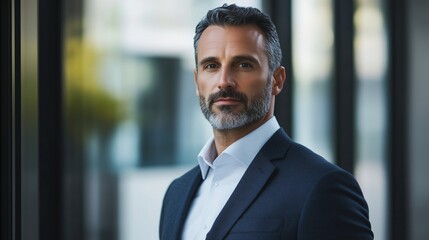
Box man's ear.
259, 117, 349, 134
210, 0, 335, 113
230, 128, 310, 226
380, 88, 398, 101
194, 69, 200, 96
271, 66, 286, 96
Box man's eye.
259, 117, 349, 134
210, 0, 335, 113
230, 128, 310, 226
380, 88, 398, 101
204, 63, 218, 69
238, 63, 252, 68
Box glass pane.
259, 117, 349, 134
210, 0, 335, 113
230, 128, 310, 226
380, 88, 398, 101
21, 0, 39, 239
63, 1, 261, 240
354, 0, 389, 239
292, 0, 334, 161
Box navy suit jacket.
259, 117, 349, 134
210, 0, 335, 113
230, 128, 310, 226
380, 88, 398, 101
160, 128, 373, 240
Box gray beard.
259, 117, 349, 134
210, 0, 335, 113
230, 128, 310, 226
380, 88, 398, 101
199, 80, 272, 130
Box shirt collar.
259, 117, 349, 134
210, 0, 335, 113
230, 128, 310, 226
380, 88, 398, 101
197, 117, 280, 179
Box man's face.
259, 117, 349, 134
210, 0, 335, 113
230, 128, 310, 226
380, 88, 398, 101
195, 25, 274, 130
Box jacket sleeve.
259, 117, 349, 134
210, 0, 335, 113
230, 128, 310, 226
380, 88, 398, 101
297, 169, 374, 240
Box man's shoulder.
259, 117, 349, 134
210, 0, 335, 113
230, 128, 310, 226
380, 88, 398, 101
287, 141, 339, 170
266, 130, 350, 183
265, 128, 340, 171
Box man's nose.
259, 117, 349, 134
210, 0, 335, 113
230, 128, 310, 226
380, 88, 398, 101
217, 68, 236, 90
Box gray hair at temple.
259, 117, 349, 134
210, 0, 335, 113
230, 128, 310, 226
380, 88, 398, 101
193, 4, 283, 74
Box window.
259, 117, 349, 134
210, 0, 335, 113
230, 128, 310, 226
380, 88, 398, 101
354, 0, 389, 238
292, 0, 335, 162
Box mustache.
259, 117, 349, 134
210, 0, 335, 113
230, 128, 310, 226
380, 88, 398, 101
207, 89, 248, 106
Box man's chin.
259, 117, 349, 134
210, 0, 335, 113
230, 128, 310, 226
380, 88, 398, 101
208, 113, 253, 130
212, 124, 245, 131
209, 118, 243, 130
213, 104, 245, 113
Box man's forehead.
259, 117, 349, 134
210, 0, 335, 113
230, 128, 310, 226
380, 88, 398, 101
200, 24, 265, 41
197, 25, 267, 56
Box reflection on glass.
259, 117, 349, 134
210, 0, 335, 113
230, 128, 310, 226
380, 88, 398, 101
63, 1, 261, 240
354, 0, 388, 239
21, 0, 39, 239
292, 0, 334, 161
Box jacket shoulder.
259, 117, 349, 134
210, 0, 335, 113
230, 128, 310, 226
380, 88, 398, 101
268, 136, 373, 239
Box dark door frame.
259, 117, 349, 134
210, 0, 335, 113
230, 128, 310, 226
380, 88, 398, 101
1, 0, 21, 239
38, 0, 65, 239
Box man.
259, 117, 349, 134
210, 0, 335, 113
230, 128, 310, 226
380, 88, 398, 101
160, 4, 373, 240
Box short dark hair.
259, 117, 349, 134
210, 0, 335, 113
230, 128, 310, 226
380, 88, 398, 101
193, 4, 282, 74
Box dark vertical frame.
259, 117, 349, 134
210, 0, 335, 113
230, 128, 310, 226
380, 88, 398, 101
15, 0, 22, 238
38, 0, 64, 239
264, 0, 293, 135
333, 0, 356, 174
1, 0, 14, 239
386, 0, 409, 239
1, 0, 21, 239
13, 0, 22, 236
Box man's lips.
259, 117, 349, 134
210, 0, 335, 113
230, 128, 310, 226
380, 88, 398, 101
213, 97, 243, 105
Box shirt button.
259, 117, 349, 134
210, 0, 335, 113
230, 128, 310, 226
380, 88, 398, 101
203, 225, 208, 230
214, 182, 219, 187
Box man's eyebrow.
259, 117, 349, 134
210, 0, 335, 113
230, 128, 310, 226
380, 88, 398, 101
198, 57, 219, 67
231, 55, 260, 65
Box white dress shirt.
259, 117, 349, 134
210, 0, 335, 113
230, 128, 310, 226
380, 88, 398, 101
182, 117, 280, 240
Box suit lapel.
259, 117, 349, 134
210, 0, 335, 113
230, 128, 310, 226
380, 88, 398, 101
206, 129, 292, 240
168, 167, 203, 239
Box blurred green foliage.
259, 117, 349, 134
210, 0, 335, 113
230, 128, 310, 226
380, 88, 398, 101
64, 34, 125, 140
